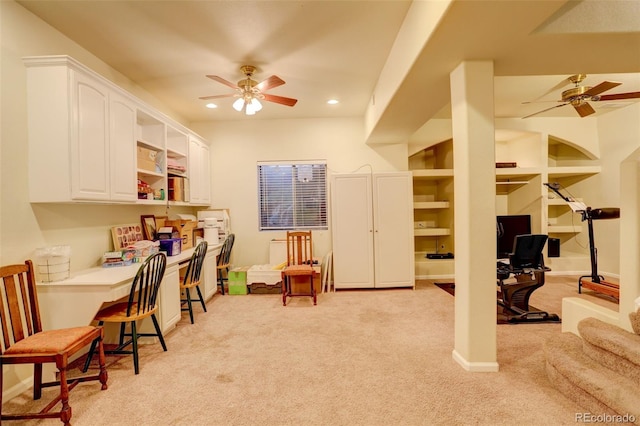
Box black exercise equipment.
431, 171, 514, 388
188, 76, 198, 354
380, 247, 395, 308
544, 182, 620, 299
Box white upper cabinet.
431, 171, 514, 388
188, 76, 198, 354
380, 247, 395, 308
25, 56, 137, 202
24, 55, 209, 205
188, 135, 211, 206
109, 91, 138, 201
70, 70, 111, 200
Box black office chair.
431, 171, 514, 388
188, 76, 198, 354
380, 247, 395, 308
497, 234, 559, 323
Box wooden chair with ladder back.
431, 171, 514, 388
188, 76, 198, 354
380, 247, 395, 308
180, 241, 208, 324
216, 233, 235, 295
1, 260, 108, 425
282, 231, 316, 306
83, 252, 167, 375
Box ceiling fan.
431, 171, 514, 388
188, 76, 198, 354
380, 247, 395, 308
199, 65, 298, 115
522, 74, 640, 119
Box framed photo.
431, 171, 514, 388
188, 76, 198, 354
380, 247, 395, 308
141, 215, 157, 240
111, 224, 144, 250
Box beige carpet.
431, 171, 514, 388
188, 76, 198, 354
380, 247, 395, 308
4, 276, 618, 425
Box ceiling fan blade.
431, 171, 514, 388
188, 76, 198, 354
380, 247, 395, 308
522, 102, 568, 119
522, 76, 574, 104
262, 93, 298, 107
574, 102, 596, 117
206, 75, 239, 89
583, 81, 621, 97
255, 75, 285, 92
198, 93, 235, 100
598, 91, 640, 101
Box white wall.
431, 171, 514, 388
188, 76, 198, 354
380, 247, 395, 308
0, 1, 407, 397
191, 118, 409, 268
0, 1, 197, 270
595, 103, 640, 275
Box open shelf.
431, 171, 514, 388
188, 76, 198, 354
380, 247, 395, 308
414, 201, 450, 209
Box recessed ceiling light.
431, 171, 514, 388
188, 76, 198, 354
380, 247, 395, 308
327, 99, 339, 105
205, 103, 217, 109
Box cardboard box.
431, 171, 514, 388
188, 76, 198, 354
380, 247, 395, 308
164, 220, 197, 250
159, 238, 181, 256
137, 146, 158, 172
228, 267, 250, 295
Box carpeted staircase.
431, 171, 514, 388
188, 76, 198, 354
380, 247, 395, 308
545, 317, 640, 424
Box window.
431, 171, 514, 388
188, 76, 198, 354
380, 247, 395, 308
257, 161, 328, 231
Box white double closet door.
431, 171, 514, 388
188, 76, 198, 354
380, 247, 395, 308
331, 172, 415, 289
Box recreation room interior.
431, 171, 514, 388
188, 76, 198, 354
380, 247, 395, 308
1, 0, 640, 424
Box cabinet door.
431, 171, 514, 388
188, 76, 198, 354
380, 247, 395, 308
109, 92, 137, 201
202, 247, 219, 300
158, 265, 181, 333
373, 172, 415, 288
331, 174, 375, 288
188, 136, 211, 205
200, 143, 211, 205
70, 70, 110, 200
188, 137, 202, 203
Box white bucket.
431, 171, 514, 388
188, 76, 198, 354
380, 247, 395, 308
204, 227, 220, 244
34, 245, 71, 282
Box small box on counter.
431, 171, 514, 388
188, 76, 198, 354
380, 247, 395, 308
157, 226, 180, 240
102, 250, 134, 268
159, 238, 181, 256
163, 220, 197, 250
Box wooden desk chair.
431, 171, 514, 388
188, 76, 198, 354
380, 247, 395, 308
281, 231, 316, 306
1, 260, 108, 425
216, 234, 235, 295
83, 252, 167, 375
181, 241, 208, 324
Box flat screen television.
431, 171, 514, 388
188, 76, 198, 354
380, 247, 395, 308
496, 214, 531, 259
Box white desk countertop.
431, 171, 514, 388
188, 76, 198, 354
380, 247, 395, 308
37, 243, 222, 287
35, 243, 223, 332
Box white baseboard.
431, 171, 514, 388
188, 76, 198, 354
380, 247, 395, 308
452, 349, 499, 372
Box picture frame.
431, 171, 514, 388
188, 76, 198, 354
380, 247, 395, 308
111, 224, 145, 250
141, 215, 157, 241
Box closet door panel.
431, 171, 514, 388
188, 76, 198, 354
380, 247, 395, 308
373, 173, 415, 288
331, 174, 375, 289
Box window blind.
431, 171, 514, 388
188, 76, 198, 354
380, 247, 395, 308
257, 161, 328, 231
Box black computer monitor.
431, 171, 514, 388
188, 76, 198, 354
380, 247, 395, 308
496, 215, 531, 259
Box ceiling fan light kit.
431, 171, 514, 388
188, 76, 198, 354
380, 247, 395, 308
523, 74, 640, 119
200, 65, 298, 116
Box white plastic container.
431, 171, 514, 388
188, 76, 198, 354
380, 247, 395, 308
34, 245, 71, 282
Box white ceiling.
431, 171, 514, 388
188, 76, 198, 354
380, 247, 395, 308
17, 0, 640, 135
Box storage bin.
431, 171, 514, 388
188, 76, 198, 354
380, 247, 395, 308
228, 267, 249, 295
159, 238, 181, 256
34, 245, 71, 282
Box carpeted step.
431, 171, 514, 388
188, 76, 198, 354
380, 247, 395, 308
578, 317, 640, 384
544, 332, 640, 424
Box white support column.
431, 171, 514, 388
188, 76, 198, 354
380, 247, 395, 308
450, 61, 498, 372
